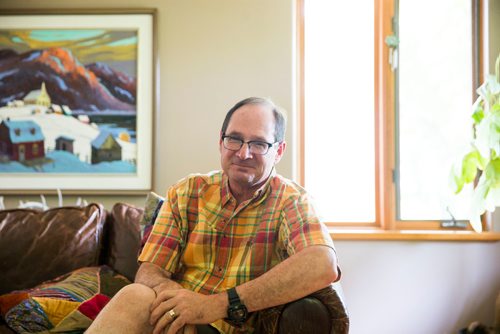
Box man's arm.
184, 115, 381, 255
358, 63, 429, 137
236, 244, 338, 311
150, 244, 338, 334
135, 262, 199, 334
135, 262, 183, 294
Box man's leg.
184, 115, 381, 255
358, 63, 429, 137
195, 325, 220, 334
86, 283, 155, 334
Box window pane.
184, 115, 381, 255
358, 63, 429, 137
304, 1, 375, 222
398, 0, 473, 220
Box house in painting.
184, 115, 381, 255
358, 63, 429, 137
49, 104, 63, 114
55, 136, 74, 154
23, 82, 51, 107
91, 131, 121, 164
61, 105, 73, 116
0, 120, 45, 161
7, 100, 24, 107
48, 104, 72, 115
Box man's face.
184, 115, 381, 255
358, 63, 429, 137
220, 103, 285, 193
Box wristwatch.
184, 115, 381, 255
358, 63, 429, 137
225, 287, 248, 326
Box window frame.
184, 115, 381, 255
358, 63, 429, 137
296, 0, 499, 240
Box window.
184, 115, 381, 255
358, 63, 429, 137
397, 0, 474, 222
299, 0, 492, 238
303, 0, 375, 224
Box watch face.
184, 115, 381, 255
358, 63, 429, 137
233, 308, 246, 319
228, 304, 248, 322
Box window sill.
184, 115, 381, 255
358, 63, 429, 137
329, 228, 500, 242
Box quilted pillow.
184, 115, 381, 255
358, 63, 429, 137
0, 266, 130, 333
140, 191, 164, 246
0, 204, 106, 295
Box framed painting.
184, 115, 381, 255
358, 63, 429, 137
0, 9, 155, 193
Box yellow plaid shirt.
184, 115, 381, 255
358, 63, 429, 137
138, 170, 335, 333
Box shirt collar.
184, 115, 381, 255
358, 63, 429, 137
221, 168, 276, 206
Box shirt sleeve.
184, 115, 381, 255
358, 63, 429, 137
138, 184, 185, 273
278, 191, 335, 256
278, 189, 342, 281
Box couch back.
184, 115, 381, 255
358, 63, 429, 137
101, 202, 144, 281
0, 203, 144, 294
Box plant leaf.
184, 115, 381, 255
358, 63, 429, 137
485, 158, 500, 188
472, 105, 484, 124
469, 177, 489, 233
485, 186, 500, 213
474, 110, 500, 157
476, 81, 489, 103
489, 75, 500, 95
472, 97, 484, 125
450, 165, 465, 194
462, 151, 480, 183
469, 214, 483, 233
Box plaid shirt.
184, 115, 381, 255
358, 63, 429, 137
139, 170, 335, 333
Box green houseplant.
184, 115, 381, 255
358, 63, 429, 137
452, 53, 500, 232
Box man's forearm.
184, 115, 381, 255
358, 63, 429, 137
135, 262, 182, 292
235, 245, 338, 312
136, 246, 337, 327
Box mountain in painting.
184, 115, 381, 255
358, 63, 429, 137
0, 47, 136, 112
86, 62, 136, 106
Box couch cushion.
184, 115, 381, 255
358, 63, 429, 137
0, 266, 130, 333
103, 203, 143, 281
103, 193, 164, 281
0, 204, 106, 294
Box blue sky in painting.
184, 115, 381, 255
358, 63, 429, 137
29, 30, 106, 41
108, 36, 138, 46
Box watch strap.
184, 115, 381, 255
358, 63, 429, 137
227, 287, 240, 305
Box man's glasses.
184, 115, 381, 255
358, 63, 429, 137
222, 135, 277, 155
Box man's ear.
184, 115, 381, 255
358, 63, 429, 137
219, 131, 224, 151
274, 141, 286, 164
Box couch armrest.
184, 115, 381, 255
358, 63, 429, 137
254, 283, 349, 334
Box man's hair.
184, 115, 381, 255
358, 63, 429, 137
220, 97, 287, 142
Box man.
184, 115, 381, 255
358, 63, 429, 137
86, 97, 339, 334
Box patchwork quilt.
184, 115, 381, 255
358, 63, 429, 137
0, 266, 130, 333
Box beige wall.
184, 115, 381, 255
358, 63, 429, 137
0, 0, 295, 209
489, 0, 500, 72
1, 1, 499, 333
489, 0, 500, 231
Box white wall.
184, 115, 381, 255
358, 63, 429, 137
1, 1, 499, 333
336, 240, 500, 333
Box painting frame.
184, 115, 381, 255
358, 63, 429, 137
0, 9, 156, 194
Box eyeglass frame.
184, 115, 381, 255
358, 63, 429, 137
221, 134, 279, 155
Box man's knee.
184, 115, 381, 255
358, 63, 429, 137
87, 283, 156, 333
96, 283, 155, 324
113, 283, 156, 306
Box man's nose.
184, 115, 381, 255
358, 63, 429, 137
236, 143, 252, 159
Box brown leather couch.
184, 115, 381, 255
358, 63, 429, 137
0, 202, 348, 333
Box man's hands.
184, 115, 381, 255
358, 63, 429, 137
137, 244, 338, 333
149, 287, 228, 334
